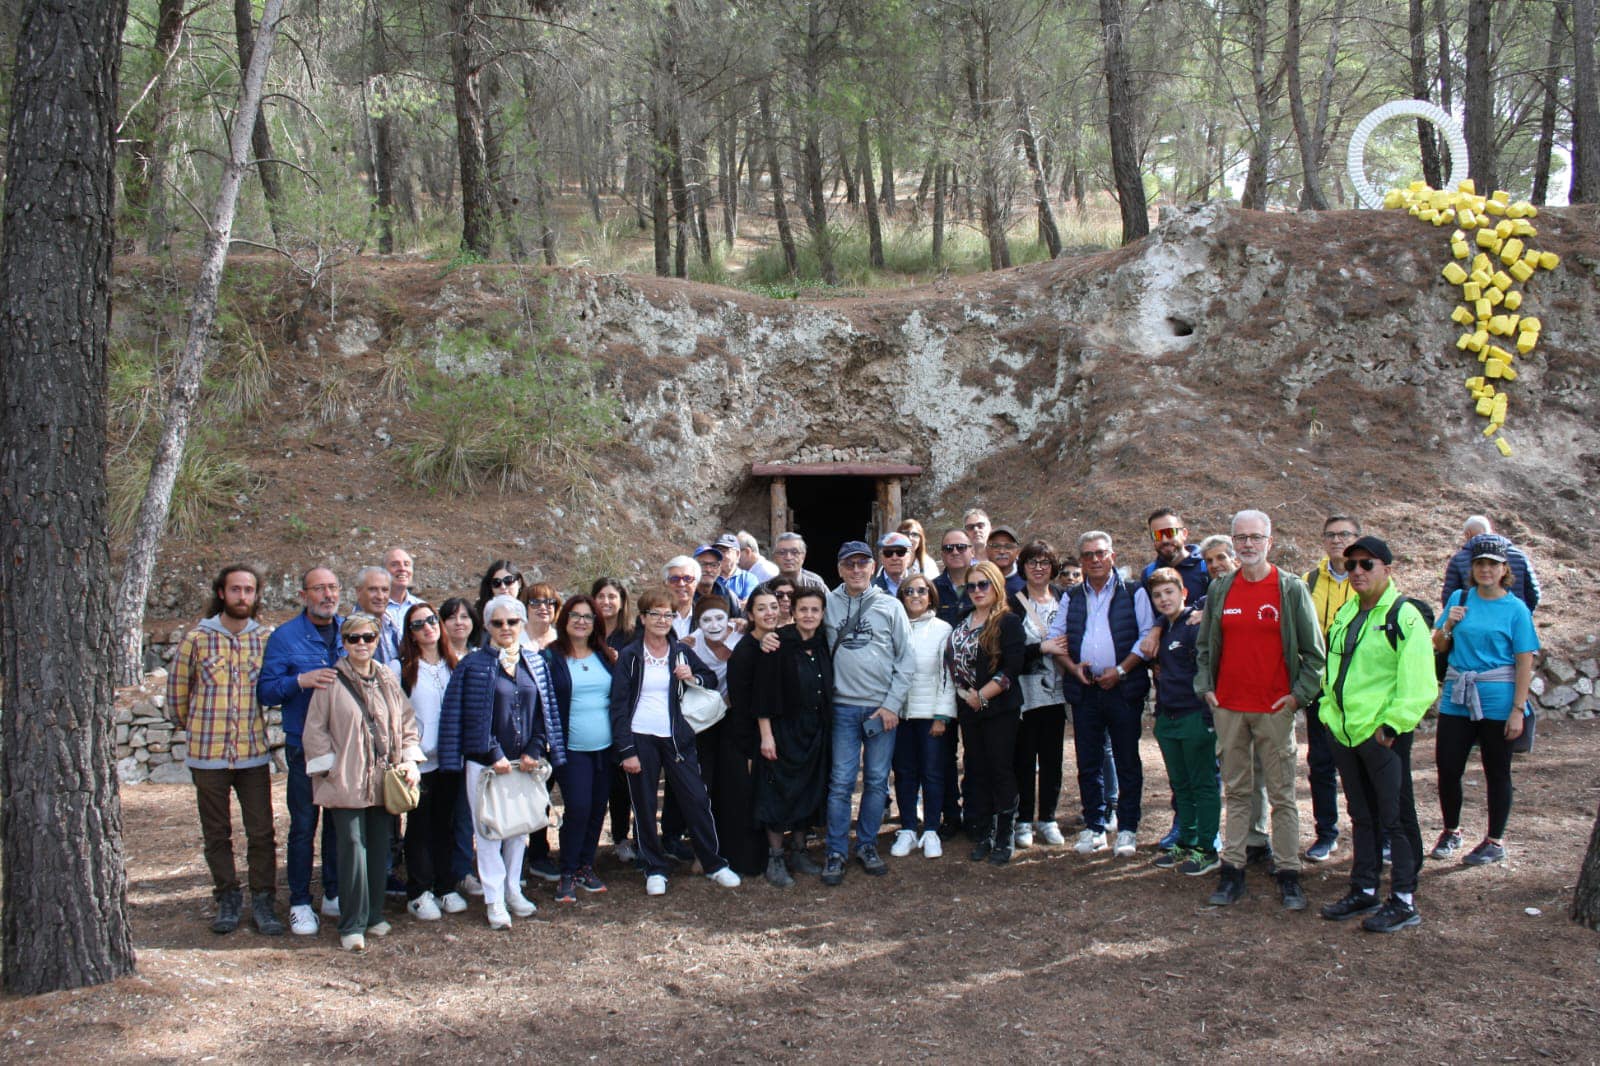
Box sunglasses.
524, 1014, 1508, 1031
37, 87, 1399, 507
964, 522, 986, 531
490, 575, 520, 589
1342, 558, 1381, 573
942, 543, 971, 553
773, 591, 794, 600
881, 547, 908, 557
903, 587, 930, 597
488, 618, 522, 629
666, 574, 696, 585
408, 615, 439, 631
345, 631, 378, 644
1080, 549, 1111, 561
964, 579, 993, 593
531, 598, 559, 608
1151, 527, 1183, 541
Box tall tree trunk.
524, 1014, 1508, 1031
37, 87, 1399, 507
932, 160, 946, 265
669, 121, 689, 277
1, 0, 136, 996
1240, 0, 1280, 210
690, 140, 712, 266
1409, 0, 1443, 188
1285, 0, 1328, 209
482, 78, 526, 262
878, 134, 895, 216
837, 130, 858, 204
1016, 79, 1062, 257
801, 1, 837, 284
448, 0, 492, 257
366, 0, 397, 253
128, 0, 186, 253
1532, 2, 1568, 205
650, 122, 671, 274
859, 120, 884, 268
1573, 0, 1600, 202
113, 0, 289, 685
233, 0, 285, 242
1099, 0, 1148, 243
719, 96, 737, 248
1574, 801, 1600, 929
757, 80, 797, 275
964, 17, 1009, 270
1464, 0, 1496, 193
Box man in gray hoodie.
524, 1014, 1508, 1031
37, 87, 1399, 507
821, 541, 917, 885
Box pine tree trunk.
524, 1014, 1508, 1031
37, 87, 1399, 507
233, 0, 285, 242
1, 0, 137, 995
449, 0, 493, 258
1573, 801, 1600, 929
1573, 0, 1600, 202
932, 160, 946, 265
1464, 0, 1496, 193
1531, 3, 1567, 205
1016, 80, 1061, 258
1409, 0, 1442, 188
1285, 0, 1328, 210
1240, 0, 1277, 210
859, 120, 884, 269
131, 0, 186, 253
757, 80, 797, 275
1099, 0, 1148, 243
878, 134, 895, 217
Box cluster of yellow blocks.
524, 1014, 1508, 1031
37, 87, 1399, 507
1382, 179, 1561, 457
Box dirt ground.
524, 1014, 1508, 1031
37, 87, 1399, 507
4, 718, 1598, 1064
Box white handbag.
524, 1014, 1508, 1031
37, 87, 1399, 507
676, 651, 728, 733
474, 761, 557, 840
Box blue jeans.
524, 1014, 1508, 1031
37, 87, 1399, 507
1071, 687, 1144, 833
826, 703, 896, 857
892, 718, 947, 835
555, 750, 611, 876
285, 741, 339, 907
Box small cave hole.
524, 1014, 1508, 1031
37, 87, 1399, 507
1166, 316, 1195, 338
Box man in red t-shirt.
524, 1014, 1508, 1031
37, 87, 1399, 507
1195, 509, 1326, 911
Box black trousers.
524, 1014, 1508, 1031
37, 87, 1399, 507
1435, 713, 1514, 839
959, 709, 1021, 840
404, 769, 463, 899
625, 733, 727, 878
1330, 731, 1423, 895
1015, 703, 1066, 822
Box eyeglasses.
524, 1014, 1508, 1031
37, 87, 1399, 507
408, 616, 439, 631
1342, 558, 1381, 573
532, 598, 559, 608
987, 542, 1017, 554
490, 575, 520, 589
345, 631, 378, 644
1151, 527, 1183, 541
881, 547, 908, 557
666, 574, 696, 585
774, 548, 804, 558
1025, 558, 1053, 568
567, 613, 596, 623
1080, 549, 1111, 561
964, 579, 993, 593
305, 583, 340, 594
643, 610, 676, 621
942, 543, 971, 553
903, 587, 930, 597
1232, 533, 1269, 544
488, 618, 522, 629
1323, 529, 1359, 541
840, 558, 873, 570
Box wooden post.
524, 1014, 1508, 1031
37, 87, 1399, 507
769, 476, 788, 542
885, 476, 903, 532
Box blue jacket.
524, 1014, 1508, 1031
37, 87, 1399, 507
1143, 545, 1209, 605
1153, 606, 1208, 720
544, 648, 616, 748
257, 610, 345, 740
933, 571, 972, 627
608, 638, 716, 761
439, 647, 566, 770
1055, 575, 1151, 706
1441, 536, 1540, 612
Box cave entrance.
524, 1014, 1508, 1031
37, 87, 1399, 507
751, 462, 924, 578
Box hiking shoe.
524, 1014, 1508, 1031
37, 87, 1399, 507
765, 852, 795, 888
1321, 888, 1383, 922
645, 874, 668, 896
460, 873, 484, 896
707, 865, 741, 888
821, 853, 846, 886
1361, 896, 1421, 933
1180, 850, 1221, 877
407, 892, 442, 921
439, 891, 469, 914
1113, 830, 1138, 857
320, 895, 340, 918
1278, 873, 1308, 911
1013, 822, 1034, 849
920, 831, 943, 858
1304, 835, 1339, 863
1036, 821, 1065, 846
1158, 818, 1181, 852
555, 876, 578, 904
969, 836, 994, 862
988, 844, 1013, 866
857, 845, 888, 876
1074, 829, 1108, 854
486, 902, 512, 929
1462, 839, 1506, 866
663, 838, 695, 864
890, 829, 919, 857
788, 846, 822, 876
251, 891, 285, 936
1152, 847, 1186, 870
1429, 830, 1464, 861
288, 904, 318, 936
576, 866, 608, 894
527, 856, 561, 882
1208, 864, 1246, 906
211, 889, 243, 935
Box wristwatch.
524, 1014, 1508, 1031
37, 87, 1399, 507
1115, 664, 1127, 679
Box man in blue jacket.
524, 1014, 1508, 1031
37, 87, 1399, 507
1440, 517, 1540, 612
257, 565, 345, 935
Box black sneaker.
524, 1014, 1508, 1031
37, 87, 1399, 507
1462, 839, 1506, 866
1361, 896, 1421, 933
527, 856, 562, 882
250, 891, 286, 936
764, 852, 794, 888
988, 844, 1012, 866
576, 866, 608, 894
1304, 835, 1338, 863
212, 889, 242, 935
821, 853, 846, 886
1208, 864, 1246, 906
1179, 849, 1221, 877
1152, 847, 1185, 870
554, 875, 578, 904
788, 846, 822, 876
1277, 872, 1308, 911
1320, 888, 1383, 922
1429, 830, 1463, 861
969, 837, 994, 862
857, 844, 888, 876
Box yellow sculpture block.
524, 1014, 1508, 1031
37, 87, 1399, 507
1457, 208, 1479, 229
1469, 330, 1488, 351
1442, 262, 1469, 285
1463, 281, 1482, 301
1508, 260, 1534, 283
1452, 305, 1476, 326
1490, 270, 1512, 291
1475, 228, 1500, 249
1539, 251, 1560, 270
1491, 189, 1510, 204
1485, 286, 1504, 307
1517, 333, 1537, 354
1496, 438, 1513, 457
1504, 290, 1523, 311
1488, 315, 1510, 335
1472, 253, 1491, 273
1458, 179, 1476, 195
1476, 397, 1495, 416
1485, 359, 1506, 379
1475, 298, 1493, 318
1520, 317, 1541, 332
1499, 238, 1524, 264
1453, 241, 1471, 259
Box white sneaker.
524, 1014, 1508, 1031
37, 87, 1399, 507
460, 873, 484, 897
486, 902, 512, 929
339, 933, 365, 952
1105, 812, 1118, 835
707, 866, 741, 888
1037, 820, 1066, 846
320, 895, 340, 918
615, 840, 637, 864
288, 904, 319, 935
1013, 823, 1034, 849
1113, 830, 1138, 857
920, 831, 943, 858
438, 891, 468, 914
366, 920, 391, 938
645, 874, 668, 896
407, 893, 442, 921
506, 891, 537, 918
1075, 829, 1108, 854
890, 829, 919, 857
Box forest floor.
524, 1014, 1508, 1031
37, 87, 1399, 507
4, 718, 1598, 1063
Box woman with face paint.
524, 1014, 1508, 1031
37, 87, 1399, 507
682, 597, 762, 876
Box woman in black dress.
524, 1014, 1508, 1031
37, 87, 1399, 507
749, 586, 832, 886
722, 588, 784, 880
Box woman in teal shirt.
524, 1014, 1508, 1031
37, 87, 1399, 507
547, 594, 618, 902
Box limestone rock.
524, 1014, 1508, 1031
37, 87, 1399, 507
117, 757, 146, 785
1542, 684, 1579, 709
149, 761, 192, 785
1576, 678, 1594, 696
1546, 659, 1578, 684
1578, 659, 1599, 679
1529, 676, 1546, 696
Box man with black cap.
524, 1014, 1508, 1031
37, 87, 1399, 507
820, 540, 916, 885
984, 525, 1026, 596
1317, 535, 1436, 932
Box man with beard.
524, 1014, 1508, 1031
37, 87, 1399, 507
169, 564, 285, 937
1142, 508, 1208, 603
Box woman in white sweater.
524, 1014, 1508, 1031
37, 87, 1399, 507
889, 574, 956, 859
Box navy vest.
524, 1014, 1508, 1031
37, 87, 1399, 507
1061, 575, 1149, 704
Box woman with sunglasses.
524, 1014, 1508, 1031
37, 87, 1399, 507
610, 589, 740, 896
1010, 541, 1067, 849
473, 561, 523, 647
439, 597, 478, 661
889, 574, 954, 860
303, 613, 423, 951
898, 518, 940, 578
947, 561, 1027, 864
590, 577, 637, 862
544, 595, 618, 903
439, 595, 565, 928
763, 577, 797, 626
522, 582, 561, 651
397, 603, 468, 922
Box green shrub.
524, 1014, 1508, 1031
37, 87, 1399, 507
109, 435, 257, 540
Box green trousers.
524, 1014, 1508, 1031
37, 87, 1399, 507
1155, 713, 1221, 852
327, 805, 391, 936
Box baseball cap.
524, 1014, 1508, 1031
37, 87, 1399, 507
693, 543, 724, 560
877, 532, 912, 550
715, 533, 740, 552
837, 540, 873, 561
1343, 535, 1393, 565
1468, 533, 1511, 563
987, 524, 1021, 544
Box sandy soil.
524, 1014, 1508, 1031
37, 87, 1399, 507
4, 717, 1598, 1064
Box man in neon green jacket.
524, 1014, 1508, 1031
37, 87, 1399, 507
1317, 536, 1438, 933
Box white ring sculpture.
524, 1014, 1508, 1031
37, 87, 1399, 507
1347, 100, 1470, 209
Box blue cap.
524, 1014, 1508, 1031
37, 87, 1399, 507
693, 543, 724, 560
837, 540, 873, 561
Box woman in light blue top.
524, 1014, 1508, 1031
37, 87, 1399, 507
546, 594, 617, 903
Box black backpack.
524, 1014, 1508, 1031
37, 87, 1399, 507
1376, 594, 1446, 681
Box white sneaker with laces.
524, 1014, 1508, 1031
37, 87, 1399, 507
366, 920, 391, 938
438, 891, 468, 914
485, 902, 512, 929
506, 891, 537, 917
460, 873, 484, 897
320, 895, 340, 918
1105, 812, 1118, 835
1013, 822, 1034, 849
707, 866, 741, 888
1114, 830, 1138, 857
645, 874, 668, 896
1075, 829, 1109, 854
1037, 821, 1066, 846
288, 904, 318, 936
890, 829, 919, 857
920, 831, 943, 858
407, 892, 442, 921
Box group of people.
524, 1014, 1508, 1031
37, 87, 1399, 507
166, 510, 1541, 950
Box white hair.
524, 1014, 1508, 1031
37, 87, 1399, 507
775, 531, 805, 549
1464, 515, 1492, 537
736, 530, 760, 552
1077, 530, 1113, 552
483, 594, 527, 623
354, 565, 390, 587
662, 555, 701, 583
1198, 534, 1235, 558
1230, 509, 1272, 535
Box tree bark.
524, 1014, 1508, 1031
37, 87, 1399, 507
113, 0, 289, 686
124, 0, 186, 253
1016, 79, 1061, 257
1240, 0, 1282, 210
932, 160, 945, 265
448, 0, 493, 257
1464, 0, 1496, 193
1573, 800, 1600, 929
1285, 0, 1328, 210
801, 1, 837, 285
1099, 0, 1148, 243
837, 130, 858, 205
878, 134, 895, 216
1573, 0, 1600, 202
1, 0, 136, 995
233, 0, 285, 242
366, 0, 396, 253
859, 120, 884, 269
757, 79, 798, 275
1409, 0, 1442, 188
1532, 2, 1568, 205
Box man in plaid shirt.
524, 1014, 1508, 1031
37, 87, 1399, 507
168, 564, 284, 936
